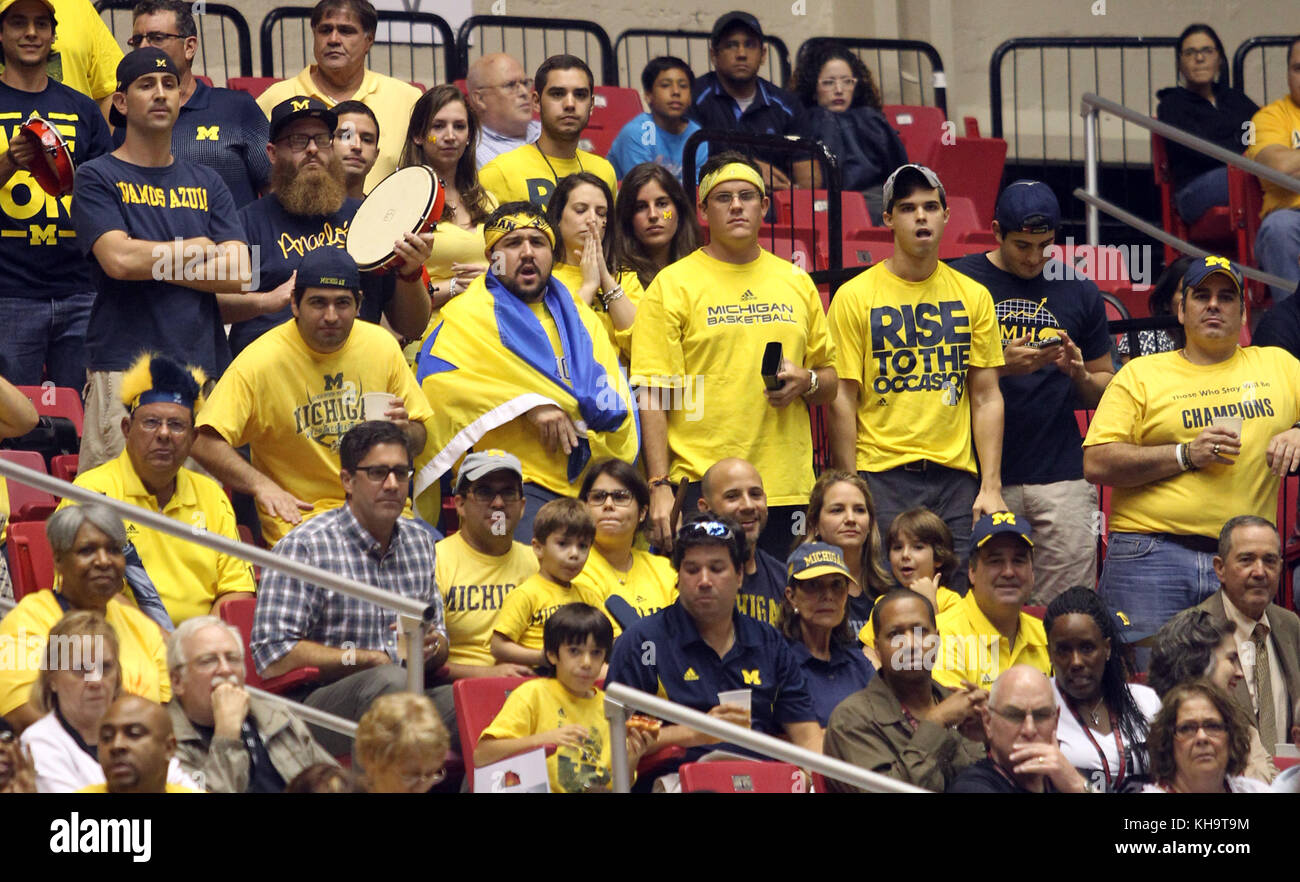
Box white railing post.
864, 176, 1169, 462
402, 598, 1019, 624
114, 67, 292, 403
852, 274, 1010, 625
605, 695, 630, 793
1083, 106, 1100, 246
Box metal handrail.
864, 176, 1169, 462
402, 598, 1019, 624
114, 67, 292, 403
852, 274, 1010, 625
1231, 35, 1296, 101
794, 37, 946, 115
0, 459, 431, 692
457, 15, 617, 86
603, 682, 926, 794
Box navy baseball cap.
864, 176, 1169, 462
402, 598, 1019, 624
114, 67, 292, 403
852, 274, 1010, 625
882, 163, 945, 212
297, 247, 359, 292
109, 48, 180, 126
1182, 255, 1244, 294
711, 10, 763, 44
994, 180, 1060, 234
969, 511, 1033, 556
269, 96, 338, 143
787, 542, 858, 585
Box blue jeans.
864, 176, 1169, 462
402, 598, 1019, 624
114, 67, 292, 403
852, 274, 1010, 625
1174, 167, 1229, 225
862, 466, 979, 594
0, 291, 95, 387
1097, 532, 1219, 669
515, 482, 562, 545
1255, 208, 1300, 303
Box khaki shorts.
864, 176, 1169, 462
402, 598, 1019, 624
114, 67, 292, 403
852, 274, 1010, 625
79, 369, 127, 472
1002, 479, 1100, 605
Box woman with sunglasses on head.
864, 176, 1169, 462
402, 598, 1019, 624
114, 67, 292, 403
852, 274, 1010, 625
1141, 680, 1268, 793
573, 459, 677, 638
613, 163, 700, 290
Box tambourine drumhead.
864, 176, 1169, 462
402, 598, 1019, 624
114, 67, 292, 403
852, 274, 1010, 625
20, 115, 75, 197
345, 165, 443, 272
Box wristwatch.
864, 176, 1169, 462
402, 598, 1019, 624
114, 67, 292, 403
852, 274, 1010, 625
802, 368, 820, 399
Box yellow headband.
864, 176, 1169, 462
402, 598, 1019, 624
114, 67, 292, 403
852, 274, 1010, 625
483, 212, 556, 253
698, 162, 766, 204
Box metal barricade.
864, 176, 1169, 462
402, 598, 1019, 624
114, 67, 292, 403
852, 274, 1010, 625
1232, 35, 1297, 106
95, 0, 253, 84
794, 37, 946, 114
614, 28, 789, 90
259, 8, 456, 85
457, 15, 615, 86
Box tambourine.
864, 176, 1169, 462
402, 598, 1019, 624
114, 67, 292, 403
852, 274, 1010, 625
345, 165, 444, 273
19, 114, 75, 197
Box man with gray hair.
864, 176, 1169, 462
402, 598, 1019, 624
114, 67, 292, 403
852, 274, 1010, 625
166, 616, 336, 791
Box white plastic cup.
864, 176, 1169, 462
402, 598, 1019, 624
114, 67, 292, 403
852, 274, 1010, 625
717, 688, 752, 727
362, 392, 396, 421
1211, 415, 1242, 437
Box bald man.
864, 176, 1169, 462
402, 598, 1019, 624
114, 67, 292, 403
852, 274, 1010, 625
467, 52, 541, 168
698, 457, 785, 628
947, 665, 1090, 793
84, 695, 198, 793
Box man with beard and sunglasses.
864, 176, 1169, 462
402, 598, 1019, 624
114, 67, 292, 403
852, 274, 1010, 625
223, 96, 431, 357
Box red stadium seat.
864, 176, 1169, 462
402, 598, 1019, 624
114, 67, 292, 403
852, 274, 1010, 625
6, 520, 55, 600
227, 77, 282, 98
453, 676, 534, 791
929, 136, 1007, 226
1228, 164, 1268, 308
217, 595, 320, 694
195, 75, 213, 87
409, 81, 426, 93
943, 196, 985, 244
49, 453, 78, 484
1023, 605, 1047, 620
1275, 755, 1300, 771
453, 79, 468, 96
578, 126, 619, 158
1151, 132, 1234, 267
772, 190, 873, 240
16, 385, 83, 436
0, 450, 56, 521
678, 760, 805, 793
883, 104, 946, 168
589, 86, 642, 133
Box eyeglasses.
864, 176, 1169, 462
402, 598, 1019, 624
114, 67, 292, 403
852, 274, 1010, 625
353, 465, 414, 482
276, 133, 333, 151
709, 189, 761, 207
401, 766, 446, 788
135, 416, 190, 434
586, 489, 635, 506
990, 705, 1056, 725
1174, 719, 1228, 739
484, 77, 533, 93
127, 31, 183, 47
468, 485, 521, 503
1181, 47, 1217, 59
186, 651, 243, 673
683, 520, 735, 539
0, 729, 14, 744
818, 76, 858, 90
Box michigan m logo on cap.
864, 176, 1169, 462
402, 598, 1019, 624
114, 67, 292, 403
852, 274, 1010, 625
991, 512, 1017, 525
291, 98, 311, 111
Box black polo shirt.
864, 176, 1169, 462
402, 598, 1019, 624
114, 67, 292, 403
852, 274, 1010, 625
738, 547, 785, 628
688, 72, 803, 170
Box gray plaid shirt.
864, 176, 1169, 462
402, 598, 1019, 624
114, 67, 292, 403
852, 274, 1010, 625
250, 505, 446, 673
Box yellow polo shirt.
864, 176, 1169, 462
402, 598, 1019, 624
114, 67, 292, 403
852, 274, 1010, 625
59, 451, 255, 625
932, 590, 1050, 689
1245, 95, 1300, 216
257, 67, 422, 193
0, 590, 170, 715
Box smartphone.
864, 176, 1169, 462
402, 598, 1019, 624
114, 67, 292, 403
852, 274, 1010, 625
761, 341, 783, 391
1030, 337, 1063, 350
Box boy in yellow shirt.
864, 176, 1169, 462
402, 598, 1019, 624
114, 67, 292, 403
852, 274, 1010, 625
491, 498, 605, 666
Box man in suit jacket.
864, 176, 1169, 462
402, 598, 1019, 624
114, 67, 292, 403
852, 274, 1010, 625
1196, 515, 1300, 756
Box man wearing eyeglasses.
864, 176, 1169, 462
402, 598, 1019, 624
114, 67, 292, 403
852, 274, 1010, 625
256, 0, 420, 193
250, 420, 449, 756
466, 52, 541, 170
192, 247, 434, 546
119, 0, 269, 208
167, 616, 337, 792
223, 96, 431, 357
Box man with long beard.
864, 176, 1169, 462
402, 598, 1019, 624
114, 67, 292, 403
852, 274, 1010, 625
223, 96, 431, 356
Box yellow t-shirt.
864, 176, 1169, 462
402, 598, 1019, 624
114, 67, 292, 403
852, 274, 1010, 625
436, 531, 539, 668
77, 782, 200, 793
0, 591, 170, 715
1245, 95, 1300, 216
932, 590, 1050, 690
631, 248, 835, 505
491, 572, 607, 651
858, 586, 960, 649
257, 68, 421, 193
479, 676, 614, 793
572, 547, 677, 637
196, 319, 434, 545
57, 451, 255, 625
828, 260, 1004, 474
551, 262, 645, 360
478, 144, 617, 209
45, 0, 123, 101
1083, 346, 1300, 536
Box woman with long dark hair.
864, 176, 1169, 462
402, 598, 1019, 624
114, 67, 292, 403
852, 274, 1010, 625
1117, 255, 1189, 362
1045, 587, 1161, 791
613, 162, 700, 289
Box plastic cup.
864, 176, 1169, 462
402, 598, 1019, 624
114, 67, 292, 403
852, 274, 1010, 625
1211, 416, 1242, 437
717, 689, 752, 727
362, 392, 396, 421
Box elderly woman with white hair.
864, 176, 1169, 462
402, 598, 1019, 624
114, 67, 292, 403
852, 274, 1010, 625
0, 503, 170, 732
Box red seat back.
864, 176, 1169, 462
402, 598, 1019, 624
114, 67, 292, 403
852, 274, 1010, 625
227, 76, 281, 98
929, 136, 1007, 226
49, 453, 78, 483
0, 450, 56, 520
589, 86, 642, 133
679, 761, 806, 793
15, 385, 83, 436
6, 520, 55, 600
943, 196, 982, 243
195, 75, 214, 87
883, 104, 946, 168
1228, 165, 1268, 306
453, 675, 536, 791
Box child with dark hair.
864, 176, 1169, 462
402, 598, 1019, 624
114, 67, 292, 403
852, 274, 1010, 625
475, 602, 652, 792
607, 56, 708, 183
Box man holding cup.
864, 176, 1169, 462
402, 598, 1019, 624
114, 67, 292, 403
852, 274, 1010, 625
1083, 255, 1300, 665
192, 247, 434, 545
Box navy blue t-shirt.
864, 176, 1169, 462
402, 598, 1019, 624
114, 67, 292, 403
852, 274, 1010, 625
229, 195, 395, 355
949, 253, 1112, 484
113, 80, 271, 208
73, 154, 245, 374
738, 547, 786, 628
0, 79, 111, 298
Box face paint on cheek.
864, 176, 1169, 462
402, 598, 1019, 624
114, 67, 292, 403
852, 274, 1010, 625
425, 132, 438, 143
662, 209, 673, 219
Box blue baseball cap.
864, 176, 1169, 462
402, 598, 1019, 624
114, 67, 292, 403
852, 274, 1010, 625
1182, 255, 1244, 295
969, 511, 1034, 556
787, 542, 857, 584
297, 247, 360, 292
994, 180, 1060, 234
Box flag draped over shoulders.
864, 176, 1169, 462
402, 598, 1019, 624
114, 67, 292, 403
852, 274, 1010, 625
413, 272, 639, 500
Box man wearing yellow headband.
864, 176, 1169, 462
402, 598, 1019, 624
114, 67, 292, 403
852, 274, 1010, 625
632, 151, 838, 556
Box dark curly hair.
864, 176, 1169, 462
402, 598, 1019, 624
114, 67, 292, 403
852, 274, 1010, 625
790, 40, 882, 111
1145, 680, 1252, 786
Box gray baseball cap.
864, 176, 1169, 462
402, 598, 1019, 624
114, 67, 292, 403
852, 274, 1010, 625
455, 449, 523, 492
882, 163, 945, 212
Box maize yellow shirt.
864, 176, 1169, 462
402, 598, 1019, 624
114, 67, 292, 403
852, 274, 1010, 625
57, 451, 255, 625
46, 0, 123, 101
478, 143, 616, 209
78, 782, 200, 793
492, 572, 607, 652
0, 590, 170, 715
828, 260, 1003, 474
551, 262, 644, 360
631, 248, 836, 505
436, 531, 538, 668
1082, 346, 1300, 536
858, 585, 960, 649
932, 590, 1050, 690
1245, 95, 1300, 216
196, 319, 434, 545
479, 677, 614, 792
572, 547, 677, 637
257, 68, 421, 193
